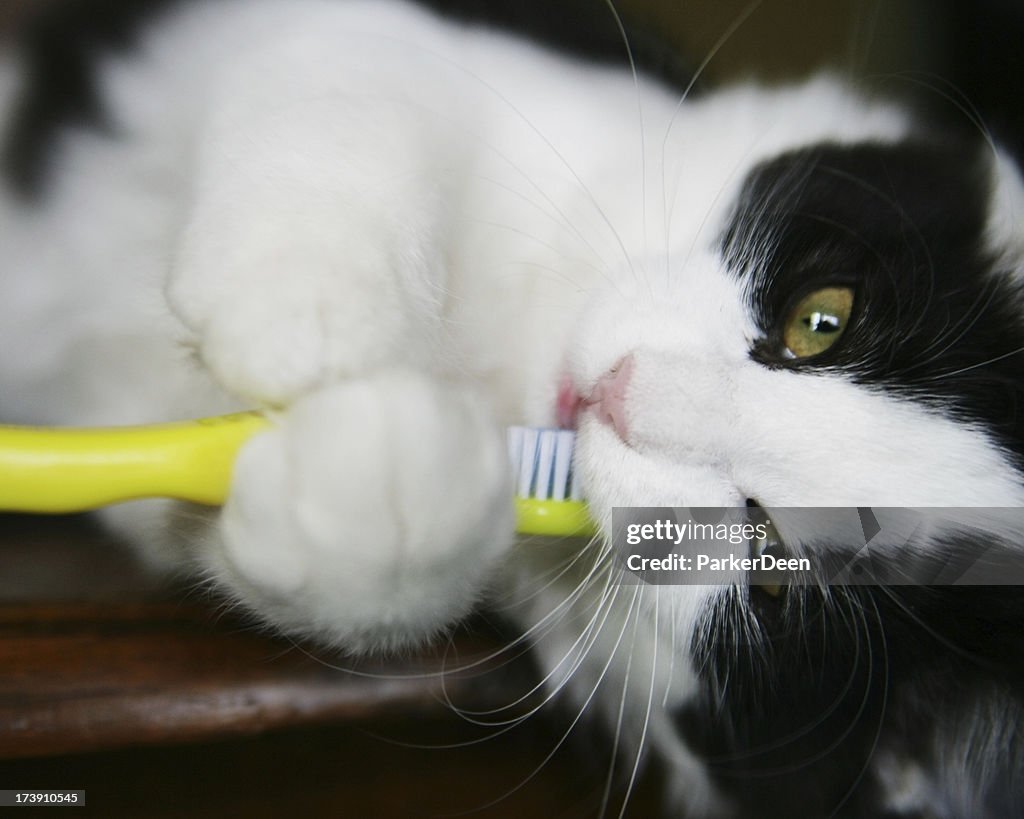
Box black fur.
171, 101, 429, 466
705, 140, 1024, 815
722, 140, 1024, 463
2, 0, 179, 198
678, 582, 1024, 817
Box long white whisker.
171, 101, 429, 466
450, 539, 655, 729
599, 581, 645, 817
448, 576, 644, 813
418, 47, 639, 277
660, 0, 763, 277
362, 556, 630, 753
662, 589, 678, 707
844, 0, 884, 77
617, 582, 660, 819
920, 343, 1024, 382
600, 0, 650, 292
459, 201, 614, 285
882, 71, 998, 159
828, 593, 891, 817
333, 32, 638, 283
446, 551, 623, 722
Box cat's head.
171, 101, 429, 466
563, 78, 1024, 518
556, 77, 1024, 815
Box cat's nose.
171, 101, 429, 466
583, 355, 634, 441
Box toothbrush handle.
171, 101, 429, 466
0, 413, 600, 538
0, 412, 271, 513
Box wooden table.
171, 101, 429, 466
0, 515, 661, 817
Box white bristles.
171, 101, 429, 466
534, 429, 555, 498
508, 426, 580, 500
552, 430, 574, 500
516, 426, 539, 497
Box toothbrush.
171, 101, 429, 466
507, 425, 594, 537
0, 413, 596, 538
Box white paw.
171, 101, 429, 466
207, 370, 515, 651
198, 280, 381, 405
173, 247, 416, 405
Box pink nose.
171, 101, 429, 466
583, 355, 634, 441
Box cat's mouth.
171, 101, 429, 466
746, 500, 784, 550
556, 374, 582, 429
556, 356, 634, 439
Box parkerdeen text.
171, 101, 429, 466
626, 553, 811, 572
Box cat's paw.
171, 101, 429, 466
207, 370, 514, 651
173, 250, 415, 405
198, 282, 380, 405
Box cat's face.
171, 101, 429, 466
547, 80, 1024, 815
562, 85, 1024, 522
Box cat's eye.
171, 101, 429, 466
781, 286, 854, 359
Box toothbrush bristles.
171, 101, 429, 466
508, 426, 581, 501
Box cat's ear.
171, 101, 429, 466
986, 147, 1024, 275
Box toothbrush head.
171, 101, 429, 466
507, 426, 596, 538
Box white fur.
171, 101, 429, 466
2, 1, 1022, 813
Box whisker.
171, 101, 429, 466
401, 40, 640, 279
600, 0, 651, 293
598, 580, 644, 818
826, 592, 890, 817
444, 577, 645, 814
438, 537, 629, 725
880, 71, 998, 159
662, 590, 678, 707
444, 553, 623, 723
457, 196, 614, 285
843, 0, 884, 79
906, 278, 1000, 372
661, 0, 763, 277
362, 92, 622, 285
281, 536, 611, 687
617, 582, 660, 819
738, 590, 877, 775
920, 343, 1024, 382
310, 34, 636, 285
452, 545, 652, 730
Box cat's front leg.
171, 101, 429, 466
205, 370, 515, 651
165, 36, 464, 405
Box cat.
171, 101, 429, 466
2, 0, 1023, 816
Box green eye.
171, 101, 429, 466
782, 286, 854, 359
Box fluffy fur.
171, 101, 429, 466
2, 1, 1023, 816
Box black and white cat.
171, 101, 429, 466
2, 1, 1023, 816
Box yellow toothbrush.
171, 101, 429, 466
0, 413, 596, 538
